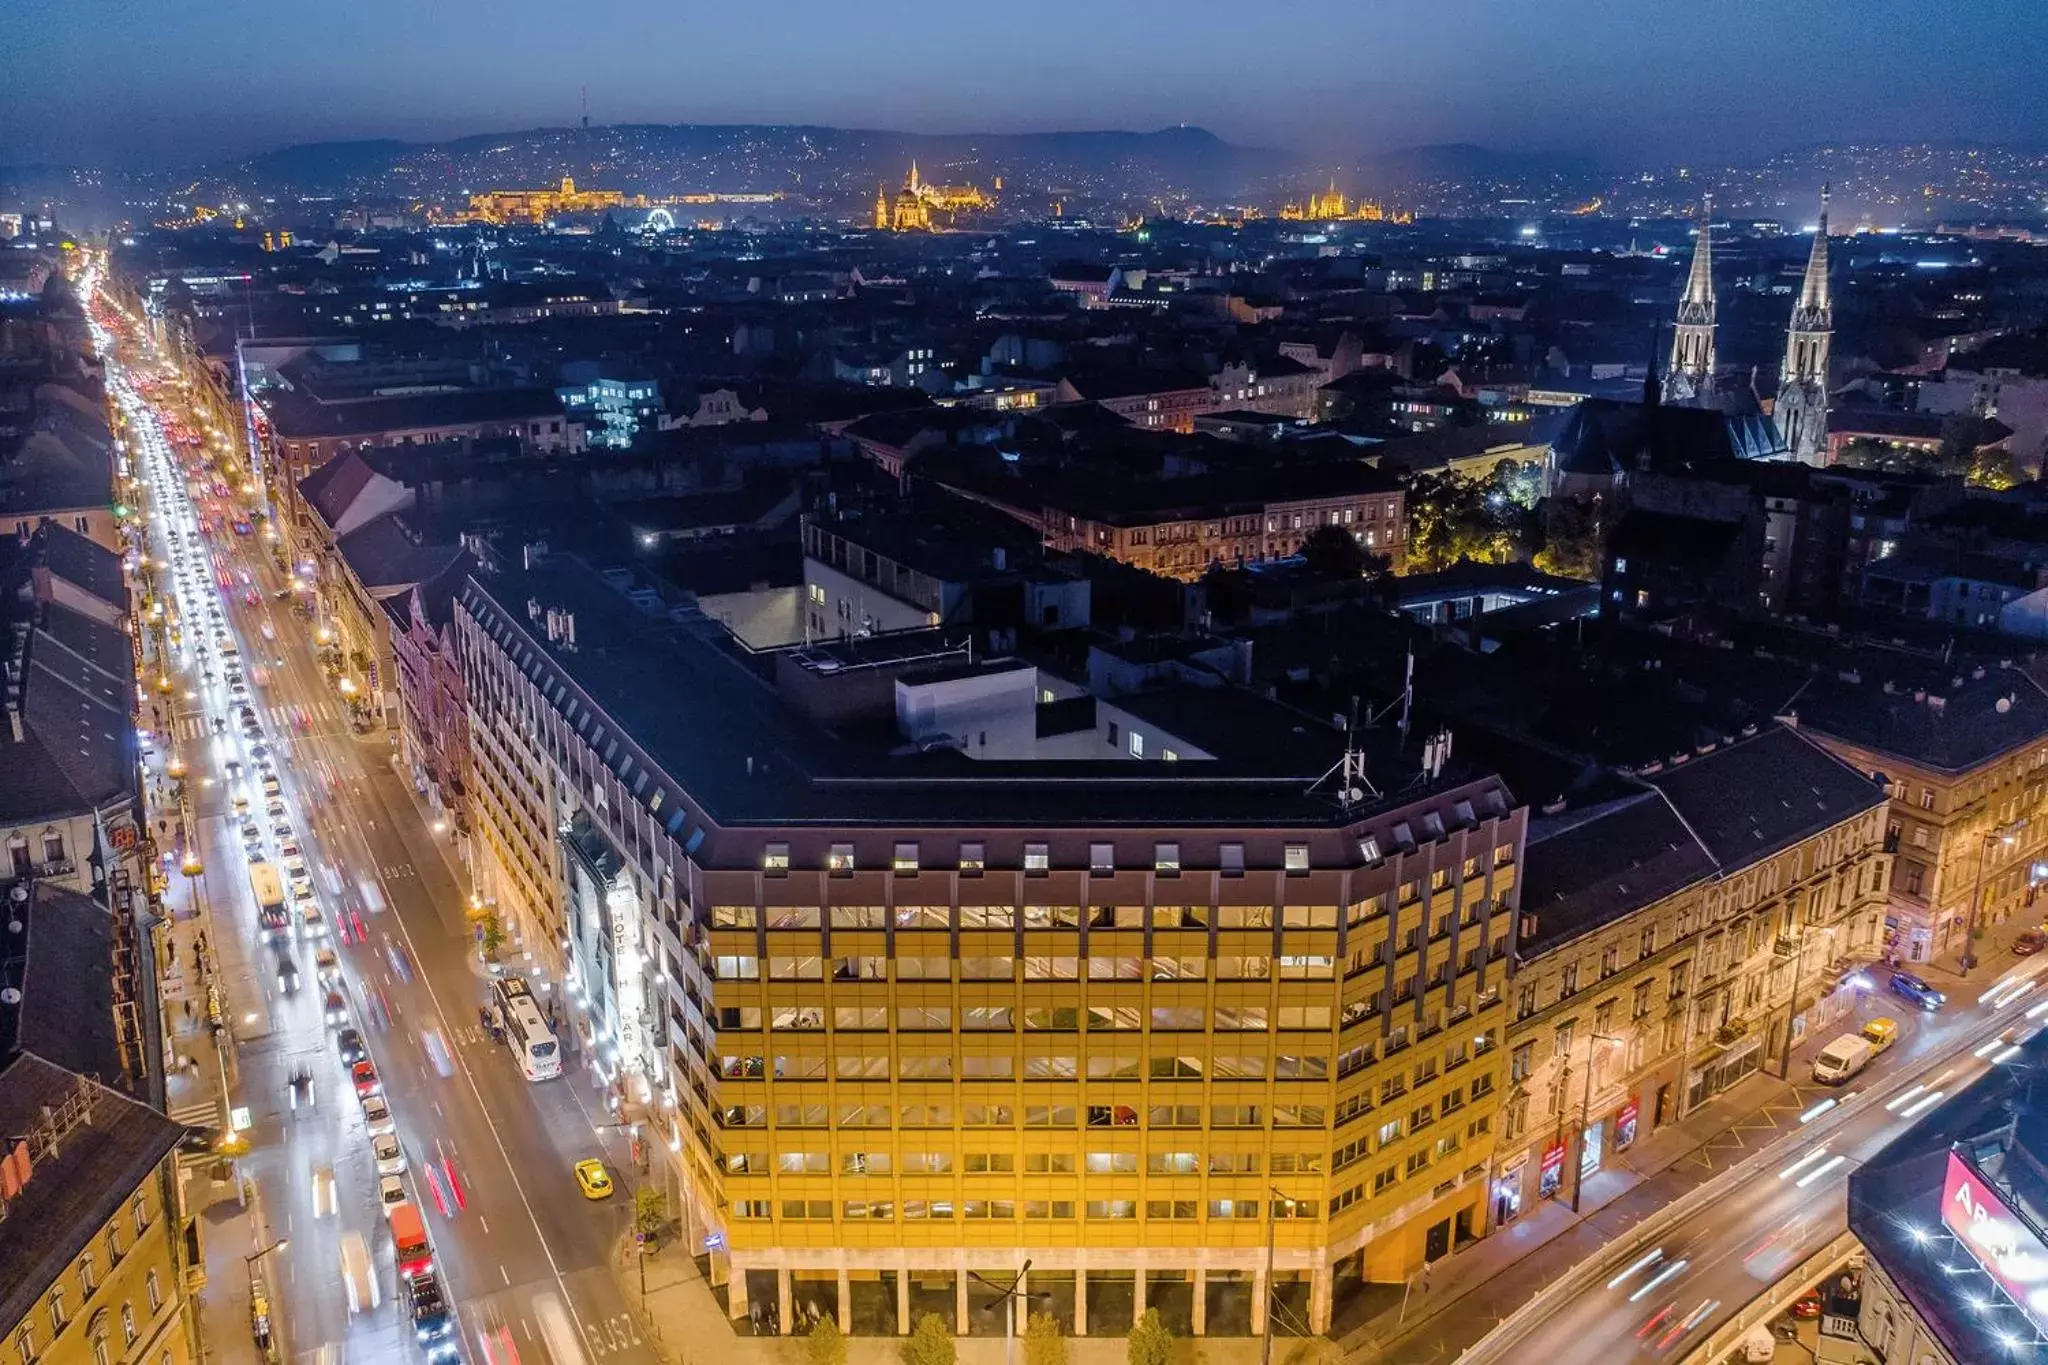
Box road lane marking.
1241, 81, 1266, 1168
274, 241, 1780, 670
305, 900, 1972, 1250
501, 1264, 511, 1286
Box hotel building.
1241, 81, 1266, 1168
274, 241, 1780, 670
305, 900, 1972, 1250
457, 550, 1527, 1339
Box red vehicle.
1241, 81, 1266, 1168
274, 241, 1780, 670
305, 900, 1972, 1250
1789, 1290, 1823, 1320
2017, 928, 2047, 956
389, 1201, 433, 1278
351, 1059, 381, 1097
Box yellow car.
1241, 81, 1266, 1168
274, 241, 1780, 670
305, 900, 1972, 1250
574, 1159, 614, 1200
1861, 1017, 1899, 1053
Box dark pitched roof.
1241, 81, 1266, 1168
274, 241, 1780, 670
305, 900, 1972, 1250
0, 601, 136, 824
1830, 407, 2012, 444
298, 449, 380, 530
1607, 509, 1743, 564
34, 520, 127, 615
0, 881, 123, 1080
0, 1054, 185, 1334
1518, 726, 1884, 953
1548, 396, 1784, 478
1642, 724, 1885, 868
334, 513, 467, 593
1520, 792, 1717, 952
1790, 659, 2048, 774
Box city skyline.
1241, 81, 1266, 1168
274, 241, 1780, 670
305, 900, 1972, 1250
6, 0, 2048, 168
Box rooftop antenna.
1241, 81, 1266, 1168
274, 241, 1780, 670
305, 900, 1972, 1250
1309, 696, 1381, 811
580, 85, 589, 131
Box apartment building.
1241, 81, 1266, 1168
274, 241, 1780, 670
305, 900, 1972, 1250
0, 1057, 196, 1365
1491, 728, 1890, 1223
1785, 659, 2048, 964
456, 550, 1528, 1339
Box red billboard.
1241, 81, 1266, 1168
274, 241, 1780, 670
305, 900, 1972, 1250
1941, 1150, 2048, 1329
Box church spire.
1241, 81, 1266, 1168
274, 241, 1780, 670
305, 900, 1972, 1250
1775, 186, 1835, 466
1662, 193, 1717, 406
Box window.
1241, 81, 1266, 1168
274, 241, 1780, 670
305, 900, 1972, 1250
1285, 843, 1311, 874
892, 843, 919, 873
1154, 843, 1180, 874
1221, 843, 1245, 877
826, 843, 855, 874
959, 843, 985, 874
79, 1252, 95, 1293
762, 843, 790, 873
121, 1304, 137, 1346
1359, 836, 1383, 865
1090, 843, 1115, 874
1025, 844, 1050, 873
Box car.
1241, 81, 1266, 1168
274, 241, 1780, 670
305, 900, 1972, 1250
322, 989, 348, 1026
573, 1158, 615, 1200
373, 1131, 407, 1176
299, 903, 325, 937
265, 798, 286, 819
287, 1069, 316, 1111
1861, 1017, 1899, 1053
1789, 1290, 1823, 1320
378, 1174, 408, 1215
351, 1059, 381, 1097
315, 947, 341, 982
360, 1094, 395, 1136
2018, 929, 2048, 956
1889, 971, 1946, 1011
335, 1026, 367, 1065
282, 854, 308, 879
240, 822, 262, 847
272, 820, 293, 841
275, 954, 301, 994
278, 841, 302, 862
263, 777, 282, 799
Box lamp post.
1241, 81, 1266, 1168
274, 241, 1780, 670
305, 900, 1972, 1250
1261, 1185, 1296, 1365
245, 1235, 288, 1358
967, 1260, 1048, 1365
1569, 1033, 1623, 1213
1775, 926, 1835, 1080
1963, 829, 2019, 976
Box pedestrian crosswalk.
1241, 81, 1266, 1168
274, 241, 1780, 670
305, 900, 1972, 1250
167, 1094, 218, 1128
165, 700, 342, 741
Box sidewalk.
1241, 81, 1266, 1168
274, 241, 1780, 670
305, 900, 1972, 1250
150, 751, 278, 1365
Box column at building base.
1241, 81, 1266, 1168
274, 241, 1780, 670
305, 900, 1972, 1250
778, 1269, 794, 1335
1309, 1266, 1332, 1335
1250, 1267, 1268, 1337
897, 1266, 911, 1334
1073, 1269, 1087, 1335
728, 1263, 749, 1321
838, 1270, 851, 1333
1191, 1270, 1207, 1335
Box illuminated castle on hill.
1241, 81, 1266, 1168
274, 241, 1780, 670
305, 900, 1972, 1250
1279, 179, 1412, 224
872, 162, 996, 232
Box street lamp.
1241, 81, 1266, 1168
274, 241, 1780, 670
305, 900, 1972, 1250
1261, 1185, 1296, 1365
967, 1260, 1049, 1365
1963, 829, 2021, 975
1775, 926, 1836, 1080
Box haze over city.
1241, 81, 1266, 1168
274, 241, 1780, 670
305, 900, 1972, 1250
7, 0, 2048, 166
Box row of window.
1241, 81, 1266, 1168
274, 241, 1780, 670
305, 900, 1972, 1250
713, 954, 1340, 982
763, 839, 1516, 878
734, 1197, 1324, 1223
713, 904, 1363, 930
722, 1052, 1337, 1081
722, 1102, 1326, 1130
715, 1003, 1338, 1032
735, 1150, 1323, 1176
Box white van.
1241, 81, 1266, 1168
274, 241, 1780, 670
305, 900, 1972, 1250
1812, 1034, 1874, 1085
340, 1230, 379, 1313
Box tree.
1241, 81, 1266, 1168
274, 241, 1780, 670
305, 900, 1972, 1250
1023, 1314, 1068, 1365
1126, 1308, 1174, 1365
1533, 495, 1603, 582
807, 1315, 849, 1365
1300, 524, 1369, 580
903, 1312, 956, 1365
633, 1186, 667, 1243
480, 913, 507, 958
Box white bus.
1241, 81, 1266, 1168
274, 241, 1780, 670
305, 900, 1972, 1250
493, 976, 562, 1081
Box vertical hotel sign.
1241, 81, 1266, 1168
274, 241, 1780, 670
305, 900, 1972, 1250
1941, 1150, 2048, 1330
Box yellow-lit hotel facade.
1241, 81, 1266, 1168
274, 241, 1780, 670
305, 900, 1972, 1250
457, 554, 1524, 1339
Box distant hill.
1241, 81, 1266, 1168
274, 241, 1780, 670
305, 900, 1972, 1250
226, 123, 1279, 202
1353, 143, 1600, 190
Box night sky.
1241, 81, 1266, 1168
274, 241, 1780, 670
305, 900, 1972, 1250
6, 0, 2046, 168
